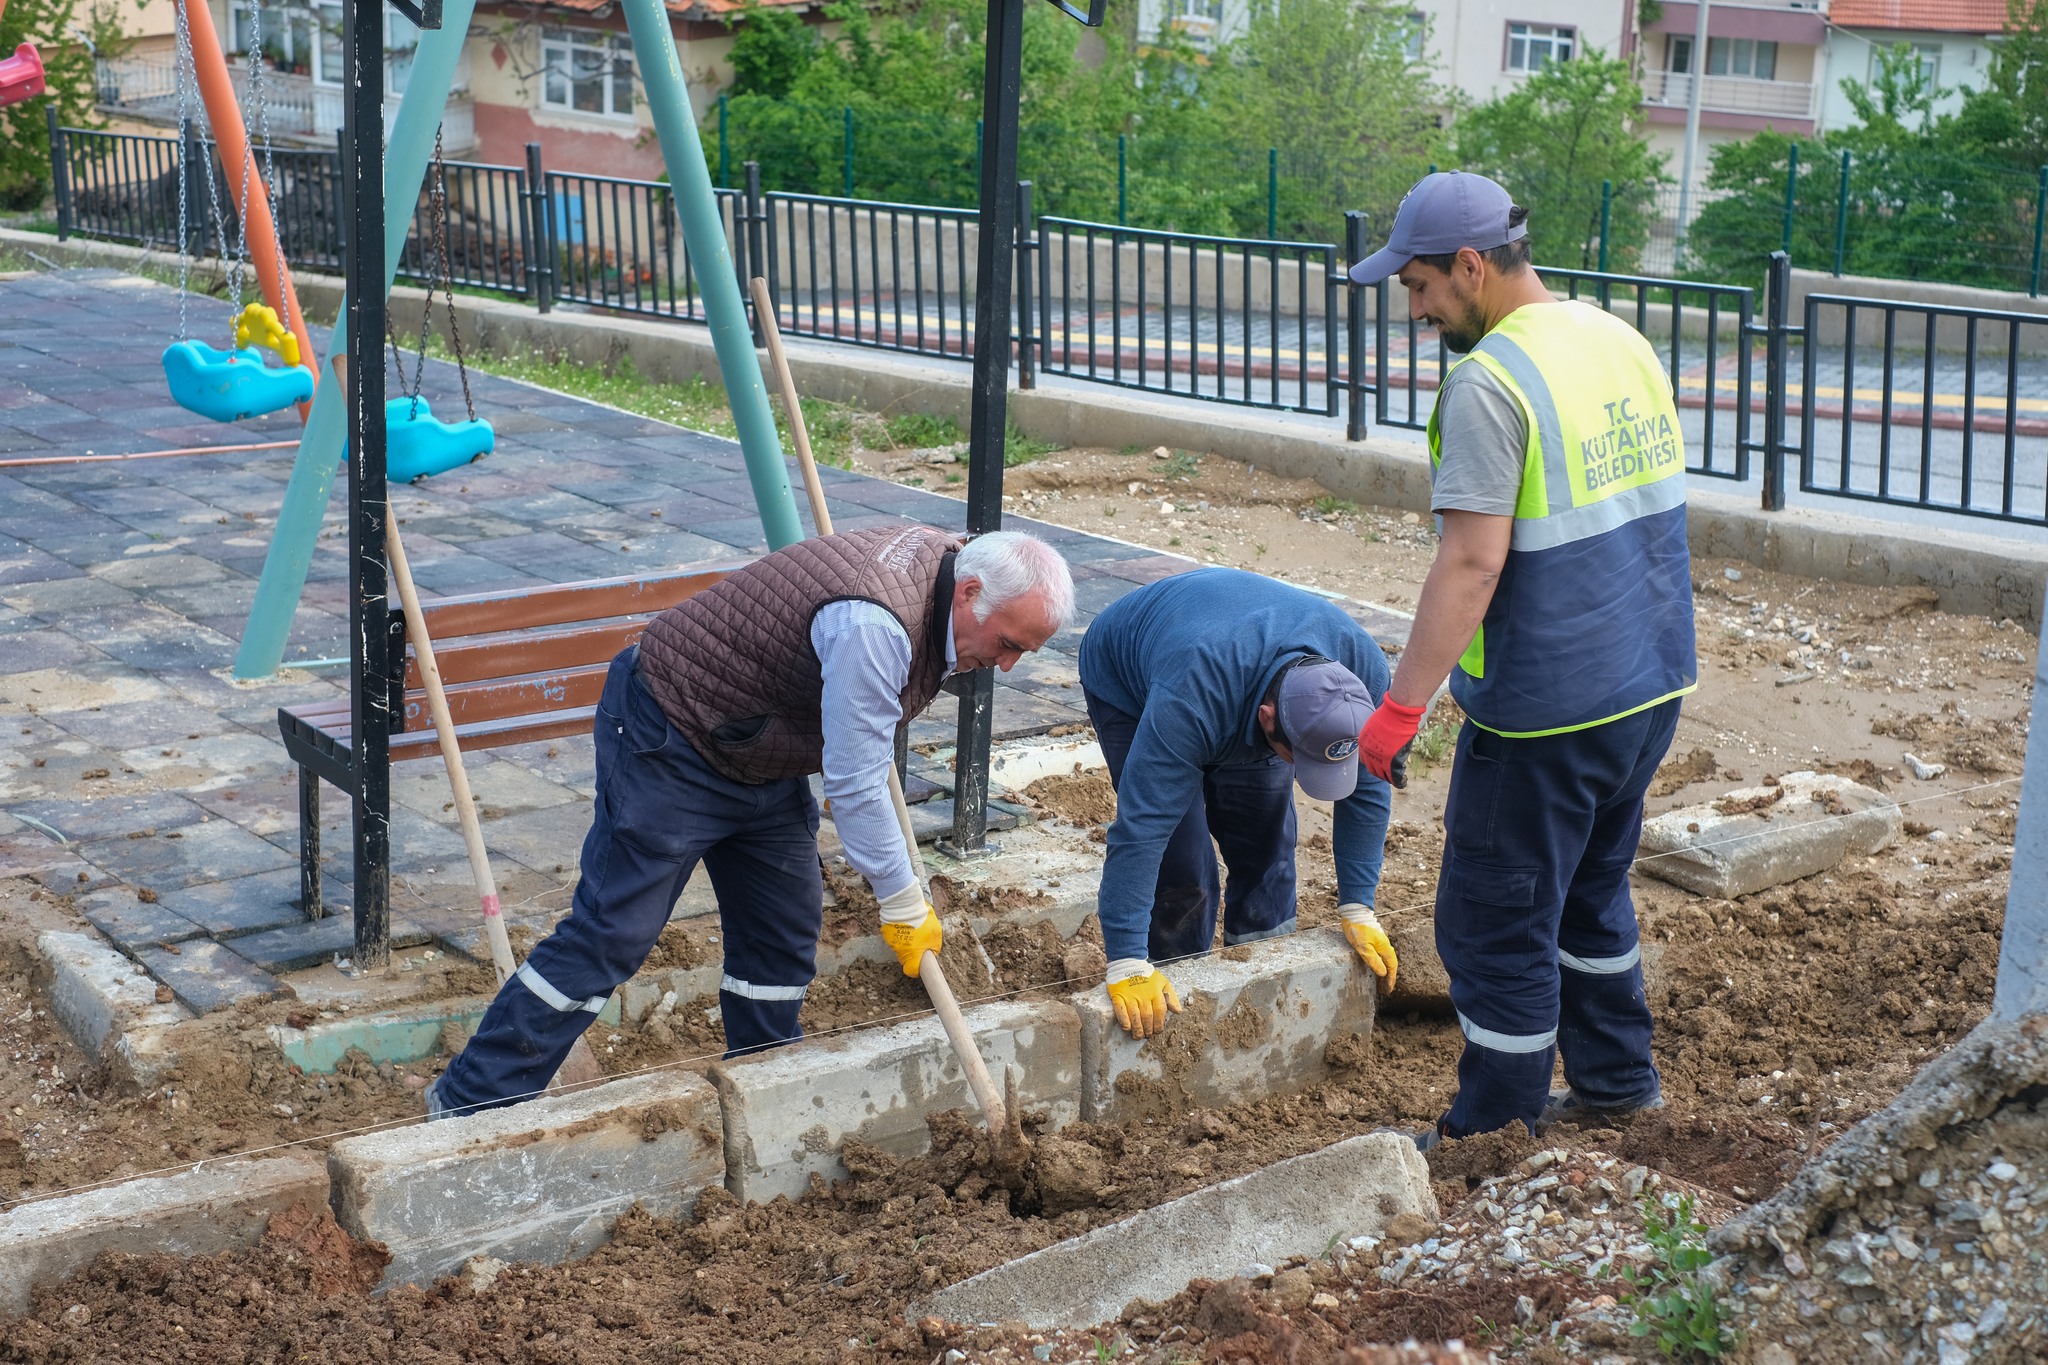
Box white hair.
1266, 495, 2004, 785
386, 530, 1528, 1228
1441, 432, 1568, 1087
956, 530, 1075, 630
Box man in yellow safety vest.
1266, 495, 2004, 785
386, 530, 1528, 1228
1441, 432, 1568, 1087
1348, 172, 1696, 1145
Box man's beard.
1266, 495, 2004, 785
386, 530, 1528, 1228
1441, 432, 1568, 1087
1437, 299, 1487, 354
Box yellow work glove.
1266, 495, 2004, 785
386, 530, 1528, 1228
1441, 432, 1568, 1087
877, 882, 942, 977
1105, 959, 1182, 1039
1339, 904, 1397, 994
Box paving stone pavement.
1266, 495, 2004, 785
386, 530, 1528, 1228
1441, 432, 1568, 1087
0, 268, 1409, 1009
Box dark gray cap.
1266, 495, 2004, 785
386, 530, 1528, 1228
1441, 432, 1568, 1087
1348, 170, 1525, 285
1276, 659, 1374, 801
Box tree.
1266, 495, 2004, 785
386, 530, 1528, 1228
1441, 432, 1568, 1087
1974, 0, 2048, 171
1452, 49, 1667, 270
1197, 0, 1444, 238
0, 0, 97, 212
1688, 46, 2039, 288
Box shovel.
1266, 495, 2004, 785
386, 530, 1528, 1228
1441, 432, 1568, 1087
749, 277, 1029, 1164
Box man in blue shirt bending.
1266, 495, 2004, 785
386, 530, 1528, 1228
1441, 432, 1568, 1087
1079, 567, 1399, 1038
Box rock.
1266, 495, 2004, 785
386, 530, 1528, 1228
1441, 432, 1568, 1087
1311, 1291, 1340, 1310
1383, 1211, 1434, 1247
1269, 1267, 1314, 1311
460, 1254, 507, 1294
1904, 752, 1947, 781
1724, 568, 1744, 582
1034, 1135, 1110, 1216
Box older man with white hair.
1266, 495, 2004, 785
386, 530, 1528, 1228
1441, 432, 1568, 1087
430, 526, 1075, 1117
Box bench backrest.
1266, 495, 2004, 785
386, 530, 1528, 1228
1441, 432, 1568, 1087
387, 564, 742, 734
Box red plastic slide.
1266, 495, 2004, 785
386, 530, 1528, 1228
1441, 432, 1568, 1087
0, 43, 44, 108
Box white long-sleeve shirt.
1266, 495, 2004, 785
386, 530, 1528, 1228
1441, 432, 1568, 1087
810, 600, 955, 902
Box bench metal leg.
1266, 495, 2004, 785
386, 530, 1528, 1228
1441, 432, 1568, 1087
298, 765, 323, 920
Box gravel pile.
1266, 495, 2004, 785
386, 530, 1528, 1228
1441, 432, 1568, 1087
1716, 1015, 2048, 1363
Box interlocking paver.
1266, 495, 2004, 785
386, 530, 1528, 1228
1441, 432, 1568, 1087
137, 939, 286, 1012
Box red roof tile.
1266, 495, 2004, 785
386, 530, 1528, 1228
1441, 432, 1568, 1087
1827, 0, 2009, 35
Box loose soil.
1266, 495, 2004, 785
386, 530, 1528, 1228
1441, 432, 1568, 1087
1, 439, 2033, 1360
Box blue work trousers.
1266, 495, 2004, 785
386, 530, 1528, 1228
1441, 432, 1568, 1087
1435, 698, 1680, 1139
1088, 696, 1297, 964
436, 647, 823, 1116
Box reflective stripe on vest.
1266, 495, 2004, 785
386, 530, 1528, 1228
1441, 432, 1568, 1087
1427, 301, 1697, 738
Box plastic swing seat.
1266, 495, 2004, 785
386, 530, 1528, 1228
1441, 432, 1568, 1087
366, 397, 495, 482
162, 340, 314, 422
0, 44, 44, 108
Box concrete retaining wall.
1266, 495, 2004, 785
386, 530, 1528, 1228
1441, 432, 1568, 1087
1792, 268, 2048, 353
9, 227, 2043, 628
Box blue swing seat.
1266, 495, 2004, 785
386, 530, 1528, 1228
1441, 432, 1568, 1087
370, 397, 495, 482
162, 340, 315, 422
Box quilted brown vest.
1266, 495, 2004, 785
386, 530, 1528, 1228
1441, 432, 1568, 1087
637, 525, 959, 783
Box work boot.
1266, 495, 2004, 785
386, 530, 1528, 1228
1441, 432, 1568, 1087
423, 1076, 452, 1123
1537, 1086, 1663, 1133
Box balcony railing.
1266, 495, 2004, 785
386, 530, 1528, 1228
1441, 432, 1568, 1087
1641, 69, 1818, 121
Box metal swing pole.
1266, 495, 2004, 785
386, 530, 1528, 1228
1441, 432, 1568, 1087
341, 0, 393, 970
174, 0, 316, 414
618, 0, 802, 552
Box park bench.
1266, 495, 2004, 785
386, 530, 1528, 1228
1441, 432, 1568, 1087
277, 563, 744, 917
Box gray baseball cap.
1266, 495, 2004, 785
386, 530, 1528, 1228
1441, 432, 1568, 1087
1348, 171, 1525, 285
1275, 659, 1375, 801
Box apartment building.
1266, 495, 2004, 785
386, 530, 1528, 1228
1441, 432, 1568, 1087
1818, 0, 2005, 128
91, 0, 799, 179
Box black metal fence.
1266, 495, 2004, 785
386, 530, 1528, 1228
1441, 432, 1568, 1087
1036, 217, 1338, 416
46, 120, 2048, 529
51, 121, 533, 297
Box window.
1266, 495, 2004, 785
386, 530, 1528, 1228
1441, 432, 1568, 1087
1707, 37, 1777, 79
1506, 23, 1573, 72
540, 26, 634, 119
1875, 42, 1941, 86
1666, 34, 1692, 72
1402, 11, 1428, 63
298, 3, 413, 96
228, 1, 315, 77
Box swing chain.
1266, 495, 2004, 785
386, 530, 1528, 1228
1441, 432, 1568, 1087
385, 123, 477, 423
244, 0, 296, 349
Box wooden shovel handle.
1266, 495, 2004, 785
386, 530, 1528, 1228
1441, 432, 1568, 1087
749, 276, 1006, 1135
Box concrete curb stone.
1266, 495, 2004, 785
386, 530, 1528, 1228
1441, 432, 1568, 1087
1072, 929, 1376, 1123
919, 1131, 1437, 1328
714, 999, 1081, 1205
328, 1068, 723, 1292
1637, 770, 1902, 899
0, 1152, 328, 1317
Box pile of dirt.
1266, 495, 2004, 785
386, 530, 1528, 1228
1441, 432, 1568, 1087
1024, 770, 1117, 830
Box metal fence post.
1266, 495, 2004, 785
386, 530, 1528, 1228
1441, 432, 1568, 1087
1117, 133, 1126, 226
842, 105, 854, 199
1832, 149, 1851, 278
742, 160, 765, 342
46, 106, 73, 241
1016, 179, 1036, 389
717, 93, 729, 190
1780, 143, 1800, 258
1991, 629, 2048, 1020
332, 127, 348, 263
1266, 147, 1277, 239
1597, 179, 1612, 273
1344, 210, 1368, 441
2032, 166, 2047, 298
523, 141, 553, 313
1762, 249, 1790, 511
